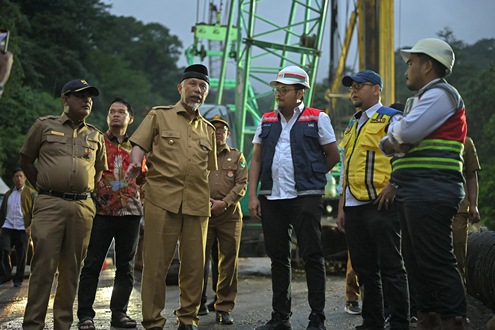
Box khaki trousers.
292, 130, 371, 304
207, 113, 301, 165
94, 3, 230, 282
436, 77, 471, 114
141, 201, 208, 329
452, 212, 469, 282
23, 195, 95, 330
345, 252, 360, 302
205, 211, 242, 312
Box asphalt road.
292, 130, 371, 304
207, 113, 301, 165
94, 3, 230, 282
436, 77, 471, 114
0, 258, 493, 329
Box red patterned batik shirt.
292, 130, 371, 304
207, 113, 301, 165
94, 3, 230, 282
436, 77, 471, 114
94, 131, 144, 216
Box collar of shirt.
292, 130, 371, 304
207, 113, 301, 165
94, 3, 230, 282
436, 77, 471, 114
60, 112, 87, 129
15, 185, 24, 192
217, 143, 231, 155
417, 78, 442, 96
106, 130, 129, 143
175, 101, 201, 121
275, 101, 305, 120
356, 102, 382, 129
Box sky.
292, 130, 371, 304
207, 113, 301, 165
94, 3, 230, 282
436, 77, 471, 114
101, 0, 495, 83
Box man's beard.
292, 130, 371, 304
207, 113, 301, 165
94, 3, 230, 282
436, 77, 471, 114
187, 101, 202, 110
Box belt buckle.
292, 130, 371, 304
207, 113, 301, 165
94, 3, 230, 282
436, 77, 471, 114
62, 192, 76, 200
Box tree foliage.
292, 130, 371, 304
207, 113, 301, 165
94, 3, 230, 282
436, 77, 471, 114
0, 0, 183, 182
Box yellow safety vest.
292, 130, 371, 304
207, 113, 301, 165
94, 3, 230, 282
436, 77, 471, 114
339, 108, 397, 201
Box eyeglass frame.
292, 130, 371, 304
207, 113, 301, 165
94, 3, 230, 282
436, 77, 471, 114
348, 83, 376, 91
272, 87, 301, 96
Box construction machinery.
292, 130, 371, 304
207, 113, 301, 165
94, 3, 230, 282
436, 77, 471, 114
185, 0, 395, 269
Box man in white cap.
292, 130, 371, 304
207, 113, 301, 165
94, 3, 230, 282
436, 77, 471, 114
249, 65, 340, 330
126, 64, 217, 330
380, 38, 468, 329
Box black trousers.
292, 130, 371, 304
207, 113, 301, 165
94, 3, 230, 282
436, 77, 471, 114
260, 195, 326, 319
77, 215, 141, 320
0, 228, 28, 284
344, 202, 409, 329
399, 201, 466, 318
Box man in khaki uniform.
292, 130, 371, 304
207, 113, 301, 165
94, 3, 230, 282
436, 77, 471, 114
126, 64, 217, 330
203, 115, 247, 325
452, 136, 481, 281
20, 79, 107, 330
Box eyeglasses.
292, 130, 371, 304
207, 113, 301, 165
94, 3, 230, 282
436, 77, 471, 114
272, 87, 299, 96
349, 83, 375, 91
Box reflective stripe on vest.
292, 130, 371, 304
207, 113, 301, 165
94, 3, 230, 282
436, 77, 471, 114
392, 139, 463, 172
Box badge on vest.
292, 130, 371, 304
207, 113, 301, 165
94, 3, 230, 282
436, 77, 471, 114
227, 170, 234, 177
370, 118, 386, 123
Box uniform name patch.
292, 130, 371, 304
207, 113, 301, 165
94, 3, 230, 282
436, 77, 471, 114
50, 131, 65, 136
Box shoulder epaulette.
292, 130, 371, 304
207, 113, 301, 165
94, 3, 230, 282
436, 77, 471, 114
199, 116, 215, 129
152, 105, 174, 111
86, 123, 104, 134
39, 115, 59, 121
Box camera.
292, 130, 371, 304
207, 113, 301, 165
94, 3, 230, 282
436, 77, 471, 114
0, 30, 9, 53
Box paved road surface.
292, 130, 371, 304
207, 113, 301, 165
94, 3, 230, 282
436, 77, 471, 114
0, 258, 492, 329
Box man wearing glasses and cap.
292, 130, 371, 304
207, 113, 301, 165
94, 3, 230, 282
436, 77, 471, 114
337, 70, 409, 330
126, 64, 217, 330
20, 79, 107, 330
249, 66, 340, 330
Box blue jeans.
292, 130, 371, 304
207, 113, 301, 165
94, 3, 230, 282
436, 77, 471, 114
344, 202, 409, 329
260, 195, 326, 319
77, 214, 141, 320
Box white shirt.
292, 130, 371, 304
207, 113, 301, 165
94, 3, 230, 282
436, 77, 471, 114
2, 186, 25, 230
383, 78, 458, 150
253, 102, 336, 200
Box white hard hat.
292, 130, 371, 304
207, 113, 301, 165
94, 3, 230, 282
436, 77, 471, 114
270, 66, 311, 89
400, 38, 455, 76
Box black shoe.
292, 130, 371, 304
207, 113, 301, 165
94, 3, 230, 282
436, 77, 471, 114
307, 313, 326, 330
216, 311, 234, 325
177, 323, 198, 330
177, 324, 198, 330
13, 282, 22, 288
198, 303, 209, 316
207, 300, 216, 311
256, 312, 292, 330
355, 325, 385, 330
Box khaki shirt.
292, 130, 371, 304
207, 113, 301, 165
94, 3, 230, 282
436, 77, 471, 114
20, 113, 107, 193
458, 137, 481, 213
209, 144, 248, 211
130, 102, 217, 216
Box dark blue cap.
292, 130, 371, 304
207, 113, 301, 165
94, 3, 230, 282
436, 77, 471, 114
342, 70, 383, 89
61, 79, 99, 96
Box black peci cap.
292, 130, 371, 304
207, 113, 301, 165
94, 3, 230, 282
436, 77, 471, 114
181, 64, 210, 85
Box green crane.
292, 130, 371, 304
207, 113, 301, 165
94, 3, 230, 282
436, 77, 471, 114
185, 0, 329, 158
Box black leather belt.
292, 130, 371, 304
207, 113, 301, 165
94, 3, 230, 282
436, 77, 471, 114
38, 189, 90, 201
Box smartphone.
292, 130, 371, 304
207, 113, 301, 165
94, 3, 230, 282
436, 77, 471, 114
0, 30, 9, 53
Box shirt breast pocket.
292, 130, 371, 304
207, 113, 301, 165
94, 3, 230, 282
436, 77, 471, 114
361, 124, 386, 150
222, 161, 238, 181
79, 139, 98, 161
198, 138, 212, 160
303, 126, 319, 140
160, 130, 180, 151
43, 134, 68, 156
